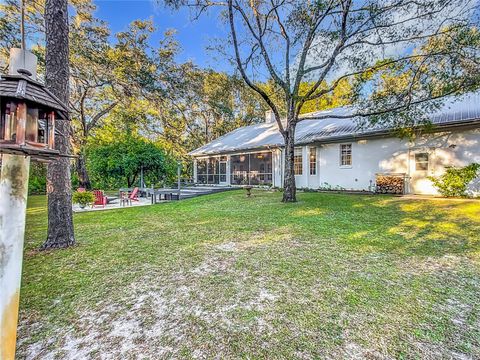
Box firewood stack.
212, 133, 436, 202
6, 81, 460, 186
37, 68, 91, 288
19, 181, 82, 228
375, 174, 406, 194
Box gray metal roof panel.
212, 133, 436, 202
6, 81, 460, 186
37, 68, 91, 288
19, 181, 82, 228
189, 92, 480, 156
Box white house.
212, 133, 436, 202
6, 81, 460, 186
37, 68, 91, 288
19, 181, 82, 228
188, 93, 480, 195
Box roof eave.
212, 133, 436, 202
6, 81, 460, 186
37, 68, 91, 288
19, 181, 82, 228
189, 144, 282, 157
189, 117, 480, 157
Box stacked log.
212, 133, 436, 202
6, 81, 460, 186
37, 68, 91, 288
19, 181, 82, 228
375, 174, 405, 194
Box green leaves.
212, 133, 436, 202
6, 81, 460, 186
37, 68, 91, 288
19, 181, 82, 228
428, 163, 480, 198
72, 191, 96, 206
87, 135, 177, 188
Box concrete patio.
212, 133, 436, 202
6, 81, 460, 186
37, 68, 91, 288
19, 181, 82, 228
72, 186, 235, 212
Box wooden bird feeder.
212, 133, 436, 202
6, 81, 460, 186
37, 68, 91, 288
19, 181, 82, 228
0, 71, 69, 161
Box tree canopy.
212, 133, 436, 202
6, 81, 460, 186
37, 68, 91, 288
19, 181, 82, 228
165, 0, 480, 202
87, 135, 177, 189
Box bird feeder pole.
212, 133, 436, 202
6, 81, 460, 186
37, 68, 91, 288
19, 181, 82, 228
1, 3, 27, 354
0, 153, 30, 360
0, 47, 69, 359
0, 54, 31, 360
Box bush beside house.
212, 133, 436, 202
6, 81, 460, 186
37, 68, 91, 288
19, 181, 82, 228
429, 163, 480, 198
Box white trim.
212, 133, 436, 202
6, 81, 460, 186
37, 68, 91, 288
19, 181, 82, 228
194, 148, 279, 159
339, 143, 352, 168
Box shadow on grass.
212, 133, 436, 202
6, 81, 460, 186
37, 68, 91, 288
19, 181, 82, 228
286, 193, 480, 258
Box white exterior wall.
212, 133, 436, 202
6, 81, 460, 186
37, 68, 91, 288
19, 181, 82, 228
318, 138, 405, 191
407, 128, 480, 195
193, 127, 480, 195
278, 146, 321, 189
273, 149, 282, 187
310, 127, 480, 195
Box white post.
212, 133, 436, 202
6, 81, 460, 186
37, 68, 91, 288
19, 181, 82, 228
226, 155, 231, 186
0, 154, 31, 360
177, 161, 182, 198
193, 159, 198, 184
1, 47, 37, 360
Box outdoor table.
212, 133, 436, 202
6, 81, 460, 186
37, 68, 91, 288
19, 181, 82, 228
119, 188, 133, 201
147, 188, 181, 204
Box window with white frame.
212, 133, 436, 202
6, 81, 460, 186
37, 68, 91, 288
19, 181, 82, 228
294, 147, 303, 175
340, 144, 352, 166
415, 153, 429, 171
309, 147, 317, 175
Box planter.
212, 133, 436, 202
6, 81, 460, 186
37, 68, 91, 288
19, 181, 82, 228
243, 185, 253, 197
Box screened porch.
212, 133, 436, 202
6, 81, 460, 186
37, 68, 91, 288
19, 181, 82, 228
196, 151, 273, 186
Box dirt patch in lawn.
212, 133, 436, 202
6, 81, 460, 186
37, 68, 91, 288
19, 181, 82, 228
17, 242, 279, 359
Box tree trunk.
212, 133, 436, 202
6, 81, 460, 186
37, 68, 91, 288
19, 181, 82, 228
282, 123, 297, 203
41, 0, 75, 250
76, 151, 91, 189
127, 174, 137, 188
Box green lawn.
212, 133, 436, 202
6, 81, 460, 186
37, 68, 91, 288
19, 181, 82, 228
18, 190, 480, 359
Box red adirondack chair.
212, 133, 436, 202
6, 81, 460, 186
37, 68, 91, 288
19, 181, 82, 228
92, 190, 108, 208
128, 187, 139, 202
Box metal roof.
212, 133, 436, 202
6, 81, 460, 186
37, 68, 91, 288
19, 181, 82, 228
0, 74, 69, 119
189, 92, 480, 156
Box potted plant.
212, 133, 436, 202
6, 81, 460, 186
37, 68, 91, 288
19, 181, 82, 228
72, 191, 96, 209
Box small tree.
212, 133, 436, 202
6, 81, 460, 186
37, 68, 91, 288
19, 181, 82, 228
429, 163, 480, 197
87, 135, 176, 188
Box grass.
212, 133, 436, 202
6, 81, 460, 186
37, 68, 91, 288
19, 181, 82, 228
18, 190, 480, 359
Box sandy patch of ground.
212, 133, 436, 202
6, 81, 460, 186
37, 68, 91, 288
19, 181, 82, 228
18, 241, 278, 359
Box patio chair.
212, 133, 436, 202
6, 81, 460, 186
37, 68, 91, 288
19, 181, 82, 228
92, 190, 108, 208
77, 187, 86, 192
129, 187, 139, 202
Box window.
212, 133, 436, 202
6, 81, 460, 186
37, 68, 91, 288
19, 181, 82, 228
340, 144, 352, 167
0, 101, 18, 141
294, 148, 303, 175
309, 147, 317, 175
415, 153, 429, 171
26, 107, 39, 142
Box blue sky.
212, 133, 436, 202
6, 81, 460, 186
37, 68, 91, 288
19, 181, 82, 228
93, 0, 231, 71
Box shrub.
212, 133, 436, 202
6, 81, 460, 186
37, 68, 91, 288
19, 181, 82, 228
72, 191, 96, 208
87, 135, 177, 189
28, 162, 47, 194
428, 163, 480, 197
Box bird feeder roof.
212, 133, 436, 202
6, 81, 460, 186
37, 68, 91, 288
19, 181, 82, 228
0, 74, 69, 120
